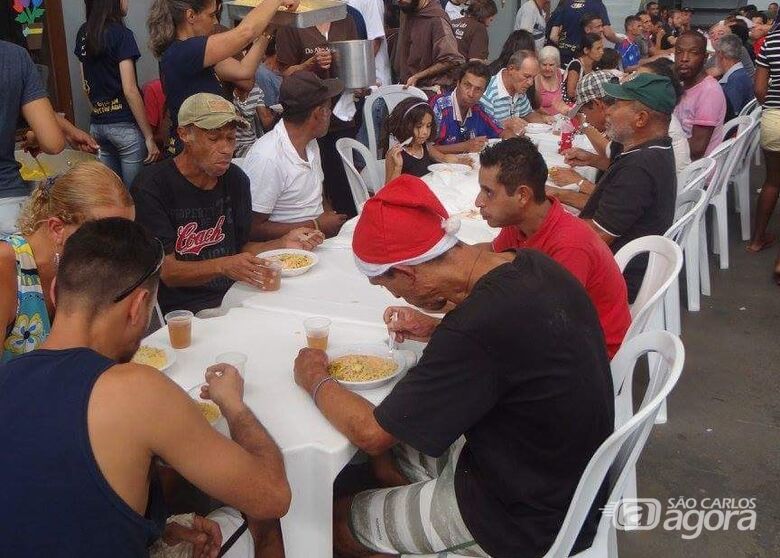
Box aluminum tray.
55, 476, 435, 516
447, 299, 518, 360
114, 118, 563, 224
226, 0, 347, 28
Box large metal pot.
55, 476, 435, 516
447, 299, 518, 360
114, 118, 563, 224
330, 40, 376, 90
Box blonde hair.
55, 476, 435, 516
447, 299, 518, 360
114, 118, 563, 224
17, 161, 134, 236
148, 0, 211, 58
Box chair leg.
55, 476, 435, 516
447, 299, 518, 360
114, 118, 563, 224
699, 218, 712, 297
715, 193, 730, 269
619, 468, 640, 530
607, 523, 618, 558
685, 223, 701, 311
664, 277, 681, 335
738, 171, 752, 241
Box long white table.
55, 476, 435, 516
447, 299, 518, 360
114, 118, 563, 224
204, 134, 600, 555
146, 307, 419, 558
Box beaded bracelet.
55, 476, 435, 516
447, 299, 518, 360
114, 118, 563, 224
311, 376, 335, 405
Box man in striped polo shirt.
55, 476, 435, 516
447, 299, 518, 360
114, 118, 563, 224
479, 49, 553, 135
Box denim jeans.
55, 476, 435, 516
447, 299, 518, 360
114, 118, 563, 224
90, 122, 146, 186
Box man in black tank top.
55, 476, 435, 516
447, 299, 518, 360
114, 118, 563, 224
0, 218, 291, 556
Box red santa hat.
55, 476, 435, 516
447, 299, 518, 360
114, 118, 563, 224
352, 175, 461, 277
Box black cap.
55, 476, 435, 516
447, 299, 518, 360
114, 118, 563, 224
279, 71, 344, 115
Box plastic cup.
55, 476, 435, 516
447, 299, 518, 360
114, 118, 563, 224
165, 310, 193, 349
304, 317, 331, 350
215, 351, 248, 377
258, 260, 282, 291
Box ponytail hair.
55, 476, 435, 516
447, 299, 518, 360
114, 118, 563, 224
148, 0, 210, 58
17, 161, 133, 236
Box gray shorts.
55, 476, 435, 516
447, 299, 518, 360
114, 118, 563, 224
349, 439, 489, 557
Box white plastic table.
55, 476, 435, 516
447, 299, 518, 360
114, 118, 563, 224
145, 307, 418, 558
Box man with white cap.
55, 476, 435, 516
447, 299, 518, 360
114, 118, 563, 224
293, 175, 614, 558
132, 93, 322, 316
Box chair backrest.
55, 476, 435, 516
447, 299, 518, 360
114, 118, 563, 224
703, 137, 739, 206
541, 331, 685, 558
738, 98, 759, 117
665, 188, 707, 247
336, 138, 373, 212
677, 157, 715, 194
615, 236, 683, 341
726, 114, 760, 178
362, 85, 428, 159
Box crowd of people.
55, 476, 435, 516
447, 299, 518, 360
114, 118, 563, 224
0, 0, 779, 556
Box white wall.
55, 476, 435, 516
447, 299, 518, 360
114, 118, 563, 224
63, 0, 158, 129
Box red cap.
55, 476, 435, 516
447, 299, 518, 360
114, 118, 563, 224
352, 175, 461, 277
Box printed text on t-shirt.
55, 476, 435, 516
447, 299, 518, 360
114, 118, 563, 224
176, 216, 226, 256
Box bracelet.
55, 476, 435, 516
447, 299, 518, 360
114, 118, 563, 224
312, 218, 320, 232
576, 178, 585, 190
311, 376, 335, 405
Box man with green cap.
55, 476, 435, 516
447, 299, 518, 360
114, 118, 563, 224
578, 72, 677, 301
131, 92, 323, 316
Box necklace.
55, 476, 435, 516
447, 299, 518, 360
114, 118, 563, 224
465, 251, 484, 293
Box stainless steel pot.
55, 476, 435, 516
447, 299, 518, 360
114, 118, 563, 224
330, 40, 376, 90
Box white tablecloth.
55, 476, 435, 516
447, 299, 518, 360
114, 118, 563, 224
146, 307, 420, 558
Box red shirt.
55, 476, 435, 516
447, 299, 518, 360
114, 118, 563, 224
142, 79, 166, 129
492, 198, 631, 358
754, 36, 766, 57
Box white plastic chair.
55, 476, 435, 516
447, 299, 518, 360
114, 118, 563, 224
707, 116, 753, 270
663, 188, 708, 336
362, 85, 427, 160
675, 157, 715, 312
697, 137, 739, 299
415, 331, 685, 558
730, 111, 761, 241
616, 236, 683, 343
335, 138, 385, 212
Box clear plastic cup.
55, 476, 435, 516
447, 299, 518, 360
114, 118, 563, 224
165, 310, 193, 349
304, 317, 331, 350
215, 351, 248, 377
258, 260, 282, 291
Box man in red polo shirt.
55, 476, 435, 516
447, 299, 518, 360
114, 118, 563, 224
475, 137, 631, 357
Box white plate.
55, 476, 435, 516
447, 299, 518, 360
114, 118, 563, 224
258, 248, 319, 277
524, 123, 553, 134
187, 384, 230, 437
428, 163, 472, 174
132, 343, 176, 372
326, 343, 415, 391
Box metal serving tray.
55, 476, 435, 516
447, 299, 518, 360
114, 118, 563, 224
226, 0, 347, 28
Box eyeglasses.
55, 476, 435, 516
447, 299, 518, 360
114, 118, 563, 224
112, 239, 165, 303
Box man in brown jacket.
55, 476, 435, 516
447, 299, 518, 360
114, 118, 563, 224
395, 0, 466, 91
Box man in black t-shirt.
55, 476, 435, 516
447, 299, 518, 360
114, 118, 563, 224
131, 93, 323, 315
293, 175, 614, 558
577, 74, 677, 300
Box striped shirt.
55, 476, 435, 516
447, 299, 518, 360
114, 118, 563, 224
756, 31, 780, 109
479, 69, 533, 124
233, 85, 264, 157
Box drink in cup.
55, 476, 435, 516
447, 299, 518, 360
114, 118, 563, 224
165, 310, 193, 349
215, 351, 248, 378
258, 259, 282, 292
304, 317, 331, 350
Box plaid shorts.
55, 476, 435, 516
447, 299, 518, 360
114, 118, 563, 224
349, 439, 489, 557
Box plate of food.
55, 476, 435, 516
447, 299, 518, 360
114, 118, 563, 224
428, 163, 472, 174
524, 123, 553, 135
131, 344, 176, 372
258, 248, 319, 277
326, 343, 413, 390
187, 384, 230, 437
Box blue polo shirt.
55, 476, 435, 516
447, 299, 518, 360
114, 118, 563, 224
431, 90, 502, 145
616, 38, 641, 69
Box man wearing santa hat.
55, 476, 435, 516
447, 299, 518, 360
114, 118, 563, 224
294, 175, 615, 558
